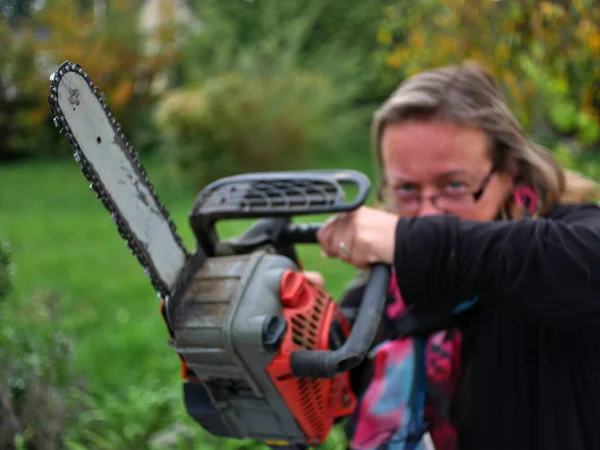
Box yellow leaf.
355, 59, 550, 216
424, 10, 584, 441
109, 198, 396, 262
495, 43, 510, 62
573, 0, 586, 15
408, 32, 425, 48
386, 51, 403, 69
588, 30, 600, 54
540, 1, 555, 18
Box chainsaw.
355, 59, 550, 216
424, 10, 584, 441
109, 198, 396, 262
47, 61, 391, 448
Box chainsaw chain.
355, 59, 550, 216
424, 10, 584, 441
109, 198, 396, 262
47, 61, 188, 299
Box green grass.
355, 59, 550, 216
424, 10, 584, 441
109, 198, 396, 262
0, 151, 374, 448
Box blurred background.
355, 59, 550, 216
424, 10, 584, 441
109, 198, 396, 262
0, 0, 598, 448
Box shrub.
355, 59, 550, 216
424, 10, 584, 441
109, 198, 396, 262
0, 237, 89, 449
156, 67, 366, 188
0, 287, 85, 450
155, 0, 372, 188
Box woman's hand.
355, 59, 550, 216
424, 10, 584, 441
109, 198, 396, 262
316, 206, 400, 271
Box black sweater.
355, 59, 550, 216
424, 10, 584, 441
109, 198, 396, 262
341, 203, 600, 450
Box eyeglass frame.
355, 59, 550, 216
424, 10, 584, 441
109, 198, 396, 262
376, 167, 496, 213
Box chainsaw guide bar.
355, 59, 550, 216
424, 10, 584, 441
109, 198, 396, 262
47, 61, 189, 299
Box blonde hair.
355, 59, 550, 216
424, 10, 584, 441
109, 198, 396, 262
372, 61, 599, 218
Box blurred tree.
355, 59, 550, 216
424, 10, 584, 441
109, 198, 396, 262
155, 0, 383, 187
0, 0, 187, 160
188, 0, 394, 102
374, 0, 600, 148
0, 15, 51, 161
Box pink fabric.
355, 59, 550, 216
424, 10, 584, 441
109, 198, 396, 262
351, 339, 415, 448
349, 272, 463, 450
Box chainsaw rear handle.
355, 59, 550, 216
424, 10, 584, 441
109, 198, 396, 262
290, 263, 391, 379
279, 223, 392, 378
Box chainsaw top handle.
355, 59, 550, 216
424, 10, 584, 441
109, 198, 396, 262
188, 169, 371, 256
289, 263, 391, 379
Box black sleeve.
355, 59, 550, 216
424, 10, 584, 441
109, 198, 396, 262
393, 204, 600, 334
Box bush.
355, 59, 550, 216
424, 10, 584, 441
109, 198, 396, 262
0, 237, 88, 449
64, 383, 198, 450
0, 286, 85, 450
156, 66, 367, 188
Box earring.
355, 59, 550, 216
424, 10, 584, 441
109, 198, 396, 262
513, 185, 539, 217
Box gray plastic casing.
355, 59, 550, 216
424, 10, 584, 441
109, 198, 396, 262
168, 250, 318, 444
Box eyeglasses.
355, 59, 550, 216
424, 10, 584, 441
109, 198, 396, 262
377, 169, 495, 215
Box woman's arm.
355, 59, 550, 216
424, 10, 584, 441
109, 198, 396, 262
394, 204, 600, 333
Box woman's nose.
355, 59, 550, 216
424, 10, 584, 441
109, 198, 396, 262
417, 197, 441, 217
417, 189, 442, 217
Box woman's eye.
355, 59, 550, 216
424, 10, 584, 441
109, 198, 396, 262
395, 184, 416, 195
444, 181, 467, 193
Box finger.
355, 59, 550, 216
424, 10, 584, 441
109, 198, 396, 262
303, 271, 325, 288
332, 219, 357, 262
316, 215, 336, 246
318, 214, 345, 256
319, 211, 357, 259
338, 227, 357, 263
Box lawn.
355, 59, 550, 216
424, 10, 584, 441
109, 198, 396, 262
0, 151, 374, 448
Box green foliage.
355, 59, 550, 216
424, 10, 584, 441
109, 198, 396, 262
186, 0, 392, 102
0, 287, 84, 450
156, 67, 365, 187
374, 0, 600, 148
156, 0, 374, 188
0, 17, 58, 161
553, 141, 600, 181
64, 383, 194, 450
520, 57, 600, 144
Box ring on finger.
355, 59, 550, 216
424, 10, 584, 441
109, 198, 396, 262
338, 240, 351, 257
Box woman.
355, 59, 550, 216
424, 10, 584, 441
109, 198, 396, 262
318, 61, 600, 450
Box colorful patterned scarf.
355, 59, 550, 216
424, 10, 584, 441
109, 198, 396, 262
347, 272, 468, 450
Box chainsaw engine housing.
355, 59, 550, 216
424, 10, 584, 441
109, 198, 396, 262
160, 170, 390, 447
164, 249, 355, 445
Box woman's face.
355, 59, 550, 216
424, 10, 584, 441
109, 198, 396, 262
380, 120, 515, 221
